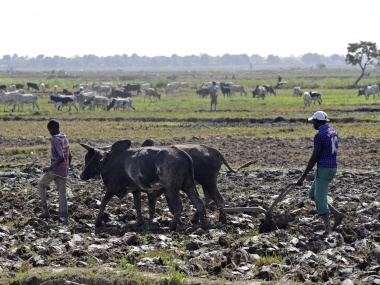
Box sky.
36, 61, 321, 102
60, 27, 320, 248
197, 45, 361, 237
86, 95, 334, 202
2, 0, 380, 59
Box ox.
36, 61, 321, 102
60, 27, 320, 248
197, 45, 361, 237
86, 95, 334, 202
139, 139, 236, 224
76, 91, 97, 109
0, 85, 7, 91
83, 95, 108, 110
252, 86, 266, 99
221, 86, 231, 98
124, 84, 141, 95
0, 91, 21, 111
263, 85, 276, 96
15, 84, 23, 90
109, 87, 132, 99
9, 85, 16, 91
94, 85, 110, 96
231, 85, 247, 96
293, 86, 303, 97
79, 140, 208, 230
165, 84, 174, 94
303, 92, 312, 107
309, 91, 322, 105
17, 94, 40, 111
40, 83, 46, 93
107, 98, 135, 111
196, 87, 209, 98
144, 88, 161, 102
27, 82, 39, 91
358, 85, 380, 100
274, 82, 288, 89
49, 94, 78, 111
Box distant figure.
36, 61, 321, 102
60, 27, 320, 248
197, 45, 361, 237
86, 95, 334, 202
278, 74, 282, 83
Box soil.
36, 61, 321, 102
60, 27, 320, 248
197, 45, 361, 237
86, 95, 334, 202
1, 119, 380, 284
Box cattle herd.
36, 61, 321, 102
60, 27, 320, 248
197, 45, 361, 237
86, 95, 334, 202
0, 80, 379, 113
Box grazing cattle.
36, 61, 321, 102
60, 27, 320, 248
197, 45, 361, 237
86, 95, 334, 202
263, 85, 276, 96
57, 93, 78, 109
94, 85, 110, 96
0, 85, 7, 91
140, 83, 151, 93
39, 83, 46, 93
15, 84, 23, 90
293, 86, 303, 97
124, 84, 141, 95
0, 91, 21, 111
76, 91, 97, 110
309, 91, 322, 105
27, 82, 39, 91
140, 140, 236, 224
79, 140, 208, 230
165, 83, 174, 94
107, 98, 135, 111
83, 95, 108, 110
221, 86, 231, 98
144, 88, 161, 102
231, 85, 247, 96
17, 94, 39, 111
358, 85, 380, 100
49, 94, 78, 111
274, 82, 288, 89
252, 86, 266, 99
303, 92, 312, 107
109, 87, 132, 99
196, 87, 209, 98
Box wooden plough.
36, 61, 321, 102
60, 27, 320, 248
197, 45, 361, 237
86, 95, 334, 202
223, 183, 297, 232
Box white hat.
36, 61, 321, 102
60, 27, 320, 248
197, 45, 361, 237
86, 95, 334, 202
308, 111, 329, 121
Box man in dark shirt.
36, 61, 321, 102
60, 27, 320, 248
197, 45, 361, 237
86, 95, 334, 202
296, 111, 344, 234
37, 119, 71, 225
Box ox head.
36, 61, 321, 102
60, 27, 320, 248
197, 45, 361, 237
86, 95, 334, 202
358, 88, 365, 96
79, 143, 106, 180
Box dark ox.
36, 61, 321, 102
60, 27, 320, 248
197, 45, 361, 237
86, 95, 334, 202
27, 82, 39, 91
109, 87, 132, 99
79, 140, 208, 230
0, 85, 6, 91
140, 139, 236, 224
124, 84, 141, 95
309, 91, 322, 105
263, 85, 276, 96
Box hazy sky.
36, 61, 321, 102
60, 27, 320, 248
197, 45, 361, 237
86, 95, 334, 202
3, 0, 379, 58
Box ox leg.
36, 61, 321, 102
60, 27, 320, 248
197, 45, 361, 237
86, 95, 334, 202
162, 188, 183, 231
95, 191, 114, 227
202, 182, 227, 224
147, 188, 166, 220
182, 178, 208, 229
132, 190, 143, 226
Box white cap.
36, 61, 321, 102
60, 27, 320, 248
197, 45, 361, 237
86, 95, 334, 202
308, 111, 329, 121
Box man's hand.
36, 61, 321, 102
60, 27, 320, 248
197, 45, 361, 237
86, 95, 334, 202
295, 176, 305, 186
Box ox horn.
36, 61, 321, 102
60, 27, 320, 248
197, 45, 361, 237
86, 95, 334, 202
79, 142, 95, 150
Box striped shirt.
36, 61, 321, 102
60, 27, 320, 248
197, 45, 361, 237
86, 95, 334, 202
314, 124, 338, 168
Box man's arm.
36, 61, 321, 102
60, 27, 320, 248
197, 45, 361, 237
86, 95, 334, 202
296, 148, 321, 186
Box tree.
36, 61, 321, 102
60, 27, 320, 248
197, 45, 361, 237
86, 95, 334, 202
345, 41, 380, 86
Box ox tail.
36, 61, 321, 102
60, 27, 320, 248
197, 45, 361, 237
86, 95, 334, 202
217, 150, 236, 173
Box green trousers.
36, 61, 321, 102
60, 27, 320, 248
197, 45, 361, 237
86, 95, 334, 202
308, 168, 337, 215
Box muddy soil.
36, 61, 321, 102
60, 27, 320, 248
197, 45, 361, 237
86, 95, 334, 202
1, 124, 380, 284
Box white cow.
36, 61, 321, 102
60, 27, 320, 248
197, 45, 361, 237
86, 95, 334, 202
252, 86, 266, 99
76, 91, 97, 110
0, 91, 21, 111
303, 92, 312, 107
40, 83, 46, 93
144, 88, 161, 102
165, 84, 174, 94
293, 87, 303, 97
53, 85, 58, 94
231, 85, 247, 96
140, 83, 151, 93
8, 84, 16, 91
358, 85, 380, 100
83, 95, 108, 110
17, 94, 40, 111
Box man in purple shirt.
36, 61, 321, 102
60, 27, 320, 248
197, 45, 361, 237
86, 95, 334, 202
296, 111, 344, 234
37, 119, 71, 225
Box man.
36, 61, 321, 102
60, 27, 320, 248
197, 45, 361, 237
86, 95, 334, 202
37, 119, 71, 225
296, 111, 344, 234
208, 81, 218, 96
278, 74, 282, 83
